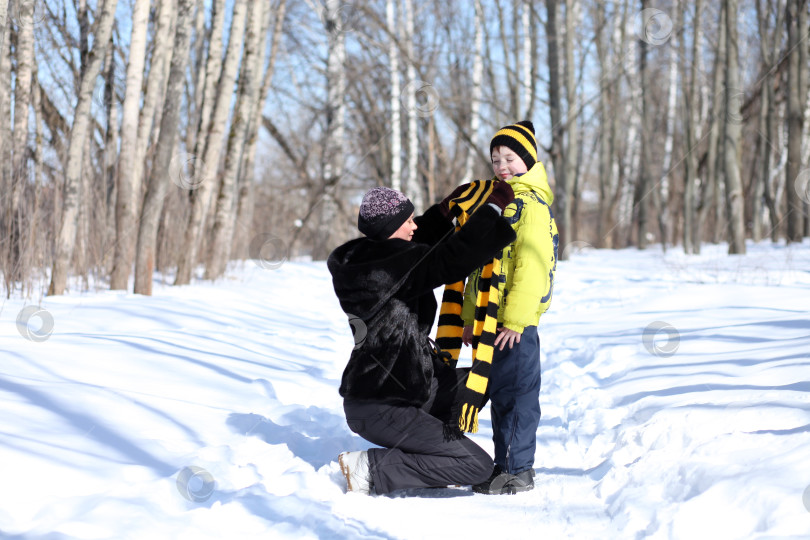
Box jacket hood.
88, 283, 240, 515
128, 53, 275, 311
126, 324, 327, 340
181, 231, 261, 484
507, 162, 554, 205
327, 237, 417, 319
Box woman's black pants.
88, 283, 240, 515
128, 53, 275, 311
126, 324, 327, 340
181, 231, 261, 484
343, 375, 493, 494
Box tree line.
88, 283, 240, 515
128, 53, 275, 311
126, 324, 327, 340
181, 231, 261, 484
0, 0, 808, 299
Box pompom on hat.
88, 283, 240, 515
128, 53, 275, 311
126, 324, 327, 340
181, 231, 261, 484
490, 120, 538, 170
358, 187, 415, 241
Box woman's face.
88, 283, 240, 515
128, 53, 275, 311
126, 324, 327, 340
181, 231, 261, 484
491, 146, 528, 181
389, 213, 417, 241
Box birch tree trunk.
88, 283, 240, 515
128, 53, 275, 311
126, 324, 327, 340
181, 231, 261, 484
546, 0, 570, 257
786, 0, 807, 242
428, 114, 437, 203
233, 0, 286, 260
657, 2, 680, 251
0, 2, 10, 286
78, 0, 89, 67
101, 41, 120, 252
134, 0, 195, 295
752, 93, 766, 243
185, 0, 209, 154
594, 0, 621, 249
563, 0, 579, 245
462, 0, 485, 184
205, 0, 267, 279
801, 2, 808, 239
133, 0, 176, 189
756, 0, 784, 243
691, 26, 712, 251
526, 1, 539, 121
175, 0, 248, 285
311, 0, 346, 261
520, 0, 531, 118
497, 0, 518, 119
723, 0, 746, 254
770, 104, 789, 215
699, 2, 727, 252
595, 1, 610, 248
403, 0, 423, 210
636, 0, 654, 250
48, 0, 119, 295
110, 0, 151, 290
30, 63, 44, 276
683, 0, 703, 254
387, 0, 401, 191
713, 17, 728, 248
117, 0, 176, 281
749, 0, 780, 242
618, 0, 640, 247
762, 68, 780, 242
12, 0, 33, 175
8, 0, 35, 283
481, 6, 499, 126
0, 0, 8, 58
190, 0, 226, 171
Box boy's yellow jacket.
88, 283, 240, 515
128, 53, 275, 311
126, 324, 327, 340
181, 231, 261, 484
461, 162, 558, 332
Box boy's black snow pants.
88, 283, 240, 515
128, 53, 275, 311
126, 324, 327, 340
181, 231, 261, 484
343, 375, 492, 495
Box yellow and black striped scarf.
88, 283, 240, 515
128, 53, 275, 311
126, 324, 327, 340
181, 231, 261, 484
435, 180, 503, 433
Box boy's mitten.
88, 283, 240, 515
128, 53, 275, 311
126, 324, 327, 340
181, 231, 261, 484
485, 180, 515, 211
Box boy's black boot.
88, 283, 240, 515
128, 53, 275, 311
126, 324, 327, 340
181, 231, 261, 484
503, 468, 534, 494
472, 465, 513, 494
472, 466, 534, 495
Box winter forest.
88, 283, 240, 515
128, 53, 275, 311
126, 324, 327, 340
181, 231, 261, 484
0, 0, 809, 296
2, 1, 810, 537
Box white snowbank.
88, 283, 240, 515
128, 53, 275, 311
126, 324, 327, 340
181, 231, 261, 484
1, 240, 809, 539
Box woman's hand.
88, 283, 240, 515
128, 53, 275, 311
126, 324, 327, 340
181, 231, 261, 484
462, 325, 473, 346
439, 183, 472, 218
493, 327, 521, 350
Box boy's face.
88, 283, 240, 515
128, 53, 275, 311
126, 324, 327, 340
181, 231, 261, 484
389, 213, 417, 241
491, 146, 528, 181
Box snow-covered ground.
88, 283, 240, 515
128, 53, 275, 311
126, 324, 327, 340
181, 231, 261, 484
1, 240, 810, 539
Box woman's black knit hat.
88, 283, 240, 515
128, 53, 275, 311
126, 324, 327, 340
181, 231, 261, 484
490, 120, 538, 170
358, 187, 415, 241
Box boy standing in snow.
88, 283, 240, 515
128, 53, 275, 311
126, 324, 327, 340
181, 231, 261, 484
462, 120, 558, 494
328, 184, 516, 495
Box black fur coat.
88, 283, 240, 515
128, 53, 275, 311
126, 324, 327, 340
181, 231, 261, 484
327, 203, 516, 407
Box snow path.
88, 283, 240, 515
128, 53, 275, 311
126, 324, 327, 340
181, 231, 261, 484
1, 241, 809, 539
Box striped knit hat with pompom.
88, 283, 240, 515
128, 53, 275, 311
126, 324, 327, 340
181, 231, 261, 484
490, 120, 538, 170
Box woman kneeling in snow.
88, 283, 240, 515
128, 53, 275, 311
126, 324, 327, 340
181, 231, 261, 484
327, 185, 516, 495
